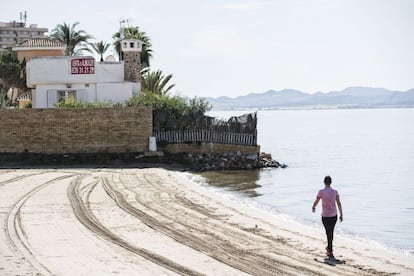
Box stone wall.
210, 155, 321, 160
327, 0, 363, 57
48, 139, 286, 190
159, 142, 260, 155
123, 51, 141, 83
0, 107, 152, 154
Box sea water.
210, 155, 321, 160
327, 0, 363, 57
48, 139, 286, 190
189, 108, 414, 255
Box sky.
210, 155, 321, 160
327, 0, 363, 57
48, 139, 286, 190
1, 0, 413, 98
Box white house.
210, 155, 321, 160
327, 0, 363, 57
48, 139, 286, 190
26, 56, 140, 108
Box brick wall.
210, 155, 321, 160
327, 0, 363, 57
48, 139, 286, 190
0, 107, 152, 154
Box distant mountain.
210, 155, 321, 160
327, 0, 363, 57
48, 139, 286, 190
205, 87, 414, 110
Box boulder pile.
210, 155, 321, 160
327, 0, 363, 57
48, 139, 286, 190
185, 151, 287, 171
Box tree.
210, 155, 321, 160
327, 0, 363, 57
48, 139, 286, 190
90, 40, 110, 61
127, 91, 212, 131
0, 83, 11, 108
113, 26, 153, 67
51, 22, 93, 56
0, 49, 27, 89
141, 68, 175, 95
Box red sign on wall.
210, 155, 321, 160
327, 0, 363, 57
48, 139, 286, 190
70, 58, 95, 74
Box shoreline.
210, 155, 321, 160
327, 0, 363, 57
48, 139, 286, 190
1, 167, 413, 275
186, 170, 414, 258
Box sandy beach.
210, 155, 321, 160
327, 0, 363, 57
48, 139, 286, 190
0, 168, 413, 275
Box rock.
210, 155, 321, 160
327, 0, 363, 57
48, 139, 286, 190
184, 151, 286, 171
246, 154, 258, 161
260, 152, 272, 159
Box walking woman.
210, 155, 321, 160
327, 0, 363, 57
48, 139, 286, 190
312, 176, 343, 258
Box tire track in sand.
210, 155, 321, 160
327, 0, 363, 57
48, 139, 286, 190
102, 174, 308, 276
143, 172, 388, 276
104, 170, 393, 276
147, 171, 397, 276
0, 171, 46, 187
67, 175, 204, 276
4, 173, 75, 276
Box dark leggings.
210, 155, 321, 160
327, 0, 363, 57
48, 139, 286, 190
322, 215, 337, 253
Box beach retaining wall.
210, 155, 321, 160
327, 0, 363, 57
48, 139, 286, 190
0, 107, 152, 154
158, 143, 260, 155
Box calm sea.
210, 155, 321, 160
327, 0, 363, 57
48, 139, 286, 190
190, 108, 414, 255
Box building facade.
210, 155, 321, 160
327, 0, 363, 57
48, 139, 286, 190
0, 21, 48, 50
26, 56, 141, 108
13, 37, 65, 61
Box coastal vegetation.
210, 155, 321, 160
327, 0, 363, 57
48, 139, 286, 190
90, 40, 110, 62
127, 92, 211, 130
54, 98, 116, 108
140, 68, 175, 95
0, 84, 10, 108
50, 22, 93, 56
0, 49, 27, 108
0, 49, 27, 90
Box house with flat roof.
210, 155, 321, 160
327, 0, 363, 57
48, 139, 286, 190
25, 39, 143, 108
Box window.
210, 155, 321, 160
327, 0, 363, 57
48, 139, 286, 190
48, 90, 86, 108
58, 91, 65, 102
68, 91, 76, 101
58, 90, 77, 103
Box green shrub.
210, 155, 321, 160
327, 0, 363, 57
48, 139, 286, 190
127, 91, 212, 130
55, 98, 122, 108
23, 102, 32, 108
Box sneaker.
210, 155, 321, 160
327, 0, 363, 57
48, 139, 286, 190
325, 247, 334, 258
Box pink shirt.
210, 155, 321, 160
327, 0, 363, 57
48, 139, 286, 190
317, 187, 339, 217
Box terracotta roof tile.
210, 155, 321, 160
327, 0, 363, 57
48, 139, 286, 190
19, 37, 65, 48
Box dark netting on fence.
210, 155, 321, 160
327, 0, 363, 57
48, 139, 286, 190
153, 110, 216, 131
211, 112, 257, 134
153, 110, 257, 134
153, 112, 258, 146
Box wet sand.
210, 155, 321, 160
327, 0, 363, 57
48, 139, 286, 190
0, 168, 413, 275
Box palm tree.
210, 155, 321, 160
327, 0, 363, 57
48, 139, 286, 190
90, 41, 110, 61
141, 68, 175, 95
113, 26, 153, 67
51, 22, 93, 56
